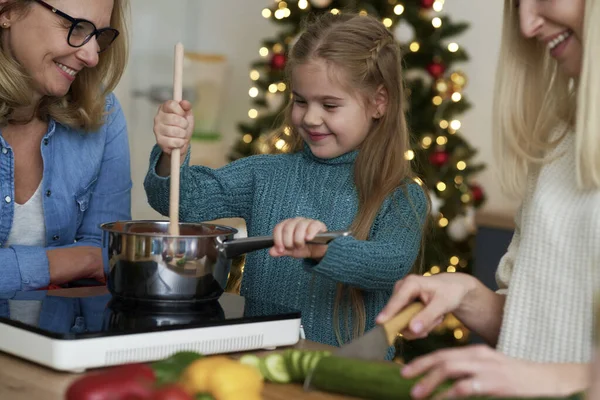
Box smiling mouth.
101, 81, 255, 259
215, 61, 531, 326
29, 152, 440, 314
547, 30, 572, 52
55, 62, 77, 77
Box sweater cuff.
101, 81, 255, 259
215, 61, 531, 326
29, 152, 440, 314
148, 144, 191, 182
303, 236, 352, 276
11, 246, 50, 291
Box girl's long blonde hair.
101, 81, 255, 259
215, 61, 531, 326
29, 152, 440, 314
275, 12, 423, 343
493, 0, 600, 196
0, 0, 129, 130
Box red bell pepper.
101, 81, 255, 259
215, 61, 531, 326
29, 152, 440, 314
66, 363, 156, 400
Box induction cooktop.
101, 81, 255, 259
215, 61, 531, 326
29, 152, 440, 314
0, 287, 301, 372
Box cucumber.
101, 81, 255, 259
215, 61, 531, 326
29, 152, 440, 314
289, 350, 304, 381
261, 353, 291, 384
310, 355, 451, 400
238, 354, 261, 371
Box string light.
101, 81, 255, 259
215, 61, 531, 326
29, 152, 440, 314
433, 0, 444, 12
436, 136, 448, 145
404, 150, 415, 160
432, 96, 443, 106
450, 120, 462, 130
436, 182, 447, 192
409, 42, 420, 52
250, 70, 260, 80
432, 17, 442, 28
394, 4, 405, 15
450, 256, 459, 265
461, 194, 471, 203
249, 87, 259, 98
330, 8, 340, 14
383, 18, 393, 28
243, 134, 253, 144
456, 161, 466, 170
298, 0, 308, 9
455, 175, 464, 184
268, 84, 278, 93
248, 109, 258, 118
430, 266, 441, 274
359, 9, 368, 16
283, 126, 292, 135
439, 217, 448, 227
439, 120, 449, 129
262, 8, 272, 18
259, 47, 269, 57
275, 139, 286, 150
447, 266, 456, 272
447, 42, 459, 52
451, 92, 462, 102
274, 8, 286, 19
273, 43, 283, 53
277, 82, 286, 91
422, 136, 433, 148
454, 329, 464, 340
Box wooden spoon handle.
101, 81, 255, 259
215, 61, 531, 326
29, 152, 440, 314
169, 42, 184, 236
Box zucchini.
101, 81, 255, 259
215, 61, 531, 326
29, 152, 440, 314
310, 355, 450, 400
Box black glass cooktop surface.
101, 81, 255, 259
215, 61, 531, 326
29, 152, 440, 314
0, 288, 300, 340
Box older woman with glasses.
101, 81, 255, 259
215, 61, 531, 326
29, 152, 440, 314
0, 0, 131, 292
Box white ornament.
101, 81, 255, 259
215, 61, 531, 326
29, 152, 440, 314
447, 216, 471, 242
310, 0, 333, 8
430, 193, 443, 216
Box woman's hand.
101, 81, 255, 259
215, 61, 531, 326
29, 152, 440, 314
153, 99, 194, 174
376, 273, 478, 340
270, 218, 329, 260
403, 345, 587, 399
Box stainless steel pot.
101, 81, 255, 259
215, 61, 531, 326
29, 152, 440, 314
100, 220, 350, 304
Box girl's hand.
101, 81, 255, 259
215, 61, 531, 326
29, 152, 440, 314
153, 100, 195, 165
376, 273, 478, 340
270, 218, 329, 260
402, 345, 583, 399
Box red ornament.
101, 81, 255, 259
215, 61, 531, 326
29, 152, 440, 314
470, 184, 484, 202
270, 53, 287, 71
429, 150, 449, 166
421, 0, 435, 8
427, 62, 446, 79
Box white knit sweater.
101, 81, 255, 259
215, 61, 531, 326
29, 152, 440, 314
495, 130, 600, 363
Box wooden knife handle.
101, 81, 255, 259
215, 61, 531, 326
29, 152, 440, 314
382, 302, 425, 345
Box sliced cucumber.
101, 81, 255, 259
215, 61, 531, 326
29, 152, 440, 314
239, 354, 261, 371
261, 353, 291, 384
289, 350, 304, 381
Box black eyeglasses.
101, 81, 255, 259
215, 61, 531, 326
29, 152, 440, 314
34, 0, 119, 53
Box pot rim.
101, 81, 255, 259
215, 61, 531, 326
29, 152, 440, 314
99, 220, 239, 238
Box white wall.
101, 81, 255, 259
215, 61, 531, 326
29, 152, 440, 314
120, 0, 518, 220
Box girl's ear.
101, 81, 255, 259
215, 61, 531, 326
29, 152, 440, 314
371, 84, 388, 119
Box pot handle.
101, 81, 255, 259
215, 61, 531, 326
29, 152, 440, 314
219, 230, 352, 259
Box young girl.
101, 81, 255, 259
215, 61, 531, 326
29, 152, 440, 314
144, 13, 428, 348
377, 0, 599, 397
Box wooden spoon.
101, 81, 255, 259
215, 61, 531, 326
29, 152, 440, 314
169, 42, 184, 236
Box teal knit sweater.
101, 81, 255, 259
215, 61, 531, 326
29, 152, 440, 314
144, 144, 427, 348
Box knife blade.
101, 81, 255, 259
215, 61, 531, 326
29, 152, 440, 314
303, 301, 424, 391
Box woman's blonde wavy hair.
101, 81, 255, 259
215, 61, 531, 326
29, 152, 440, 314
0, 0, 129, 131
271, 12, 426, 344
493, 0, 600, 196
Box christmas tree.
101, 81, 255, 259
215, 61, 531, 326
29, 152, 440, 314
229, 0, 486, 360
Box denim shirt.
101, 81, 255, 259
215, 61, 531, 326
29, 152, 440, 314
0, 93, 132, 292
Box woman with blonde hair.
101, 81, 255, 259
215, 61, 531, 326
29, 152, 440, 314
0, 0, 131, 292
377, 0, 599, 397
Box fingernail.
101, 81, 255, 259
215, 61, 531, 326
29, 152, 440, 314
411, 321, 423, 334
411, 385, 424, 398
401, 365, 411, 377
